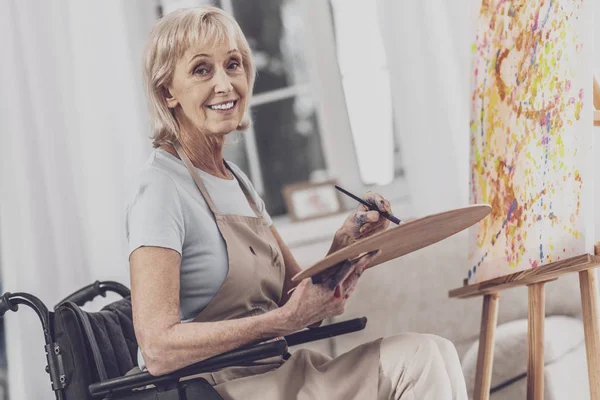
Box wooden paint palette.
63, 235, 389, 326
291, 204, 491, 282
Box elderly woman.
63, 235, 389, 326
126, 6, 467, 400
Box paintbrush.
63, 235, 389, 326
334, 185, 402, 225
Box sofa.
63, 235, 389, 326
288, 229, 591, 399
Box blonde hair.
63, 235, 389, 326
143, 6, 255, 148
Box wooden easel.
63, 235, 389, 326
451, 77, 600, 400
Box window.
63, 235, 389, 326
158, 0, 406, 218
330, 0, 399, 186
224, 0, 328, 217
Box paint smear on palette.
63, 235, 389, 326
468, 0, 592, 283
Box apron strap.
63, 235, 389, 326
174, 142, 219, 214
174, 142, 262, 218
224, 161, 262, 217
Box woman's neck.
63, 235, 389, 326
162, 131, 232, 180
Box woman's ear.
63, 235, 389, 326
163, 86, 178, 108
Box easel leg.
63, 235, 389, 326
527, 282, 545, 400
474, 293, 499, 400
579, 269, 600, 400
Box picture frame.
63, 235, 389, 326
282, 180, 344, 222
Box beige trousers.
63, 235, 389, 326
377, 333, 468, 400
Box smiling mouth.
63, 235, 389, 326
208, 100, 238, 111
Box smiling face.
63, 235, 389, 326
165, 40, 249, 138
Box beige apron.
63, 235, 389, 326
175, 144, 382, 400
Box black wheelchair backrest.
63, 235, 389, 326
52, 297, 138, 399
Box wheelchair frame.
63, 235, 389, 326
0, 280, 367, 399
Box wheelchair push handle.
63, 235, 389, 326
60, 281, 104, 307
0, 292, 18, 316
55, 280, 131, 309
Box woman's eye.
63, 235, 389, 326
228, 61, 240, 70
194, 66, 210, 75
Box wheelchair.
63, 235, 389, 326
0, 280, 368, 399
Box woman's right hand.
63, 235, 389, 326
280, 250, 380, 331
281, 278, 347, 332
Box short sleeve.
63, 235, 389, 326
125, 168, 185, 258
228, 163, 273, 226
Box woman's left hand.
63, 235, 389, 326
330, 192, 392, 253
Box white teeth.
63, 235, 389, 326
210, 101, 235, 110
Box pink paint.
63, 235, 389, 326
568, 97, 575, 105
566, 80, 571, 91
579, 88, 584, 99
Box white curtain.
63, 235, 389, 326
377, 0, 477, 217
0, 1, 156, 398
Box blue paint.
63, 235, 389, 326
539, 244, 544, 262
507, 199, 517, 220
540, 0, 553, 29
495, 49, 502, 73
530, 42, 538, 66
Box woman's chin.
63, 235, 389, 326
204, 121, 240, 136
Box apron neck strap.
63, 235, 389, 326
224, 162, 262, 217
173, 142, 261, 217
174, 142, 219, 214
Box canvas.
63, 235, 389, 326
468, 0, 594, 283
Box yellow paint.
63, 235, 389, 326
575, 101, 582, 120
556, 135, 565, 157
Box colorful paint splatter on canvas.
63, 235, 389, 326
469, 0, 593, 283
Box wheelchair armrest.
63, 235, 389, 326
55, 281, 131, 310
88, 339, 287, 398
284, 317, 367, 347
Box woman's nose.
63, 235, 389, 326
213, 68, 234, 94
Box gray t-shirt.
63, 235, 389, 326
125, 149, 273, 322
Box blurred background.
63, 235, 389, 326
0, 0, 598, 399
